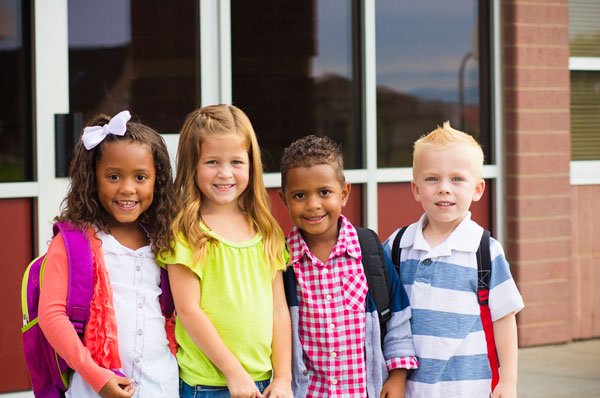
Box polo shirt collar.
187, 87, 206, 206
404, 212, 483, 256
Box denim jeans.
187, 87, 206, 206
179, 378, 270, 398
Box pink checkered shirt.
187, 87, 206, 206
288, 216, 368, 398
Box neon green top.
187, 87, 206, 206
158, 225, 285, 386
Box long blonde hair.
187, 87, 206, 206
171, 104, 286, 275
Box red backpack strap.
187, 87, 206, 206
476, 229, 499, 391
53, 222, 94, 336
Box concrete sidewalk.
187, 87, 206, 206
3, 339, 600, 397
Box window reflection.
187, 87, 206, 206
0, 1, 32, 182
376, 0, 491, 167
232, 0, 362, 172
68, 0, 200, 133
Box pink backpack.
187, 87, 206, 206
21, 223, 174, 397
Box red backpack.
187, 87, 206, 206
21, 222, 174, 397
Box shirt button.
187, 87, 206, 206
136, 265, 141, 271
326, 295, 332, 301
332, 378, 338, 385
322, 268, 329, 274
329, 323, 335, 329
423, 259, 432, 265
138, 302, 143, 309
135, 357, 140, 363
137, 329, 143, 336
303, 370, 309, 376
331, 351, 337, 358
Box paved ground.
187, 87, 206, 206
3, 339, 600, 397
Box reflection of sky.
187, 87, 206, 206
376, 0, 479, 103
313, 0, 352, 78
68, 0, 130, 48
0, 0, 20, 50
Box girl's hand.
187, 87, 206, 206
263, 376, 292, 398
98, 375, 136, 398
226, 369, 263, 398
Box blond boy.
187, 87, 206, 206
383, 122, 524, 398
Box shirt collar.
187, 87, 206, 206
287, 215, 361, 265
404, 212, 483, 256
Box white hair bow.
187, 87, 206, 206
81, 110, 132, 150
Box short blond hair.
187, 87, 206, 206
412, 121, 484, 179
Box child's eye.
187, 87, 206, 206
319, 190, 331, 196
293, 193, 305, 199
108, 174, 119, 181
425, 177, 437, 182
205, 160, 217, 165
136, 175, 147, 181
452, 177, 464, 182
232, 160, 244, 165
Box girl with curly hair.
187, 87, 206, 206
160, 104, 291, 398
38, 111, 178, 398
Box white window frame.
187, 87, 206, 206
569, 57, 600, 185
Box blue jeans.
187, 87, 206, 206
179, 378, 270, 398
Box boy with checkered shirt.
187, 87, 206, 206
279, 135, 417, 398
383, 122, 524, 398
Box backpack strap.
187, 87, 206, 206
391, 226, 408, 273
475, 229, 499, 391
53, 222, 94, 336
355, 227, 391, 341
160, 268, 175, 318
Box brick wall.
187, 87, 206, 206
571, 185, 600, 339
503, 0, 572, 346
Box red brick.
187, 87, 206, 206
506, 218, 571, 240
512, 260, 572, 284
505, 153, 570, 174
505, 110, 570, 131
572, 257, 594, 339
506, 196, 571, 218
506, 175, 570, 196
517, 300, 571, 324
503, 3, 569, 25
506, 239, 571, 262
517, 322, 572, 347
504, 89, 569, 109
504, 24, 568, 46
505, 132, 571, 153
594, 261, 600, 336
504, 47, 569, 68
572, 187, 595, 256
504, 68, 569, 88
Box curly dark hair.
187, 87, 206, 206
280, 134, 345, 191
55, 113, 174, 256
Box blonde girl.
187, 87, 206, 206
161, 105, 291, 398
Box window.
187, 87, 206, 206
376, 0, 491, 168
569, 0, 600, 185
231, 0, 362, 172
0, 1, 32, 182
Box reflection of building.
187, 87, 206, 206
1, 0, 600, 394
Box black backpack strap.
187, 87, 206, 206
355, 227, 391, 341
391, 226, 408, 273
476, 229, 492, 305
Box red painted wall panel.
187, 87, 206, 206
0, 199, 33, 392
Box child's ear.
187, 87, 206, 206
411, 180, 421, 203
472, 179, 485, 202
278, 188, 288, 208
341, 182, 351, 207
